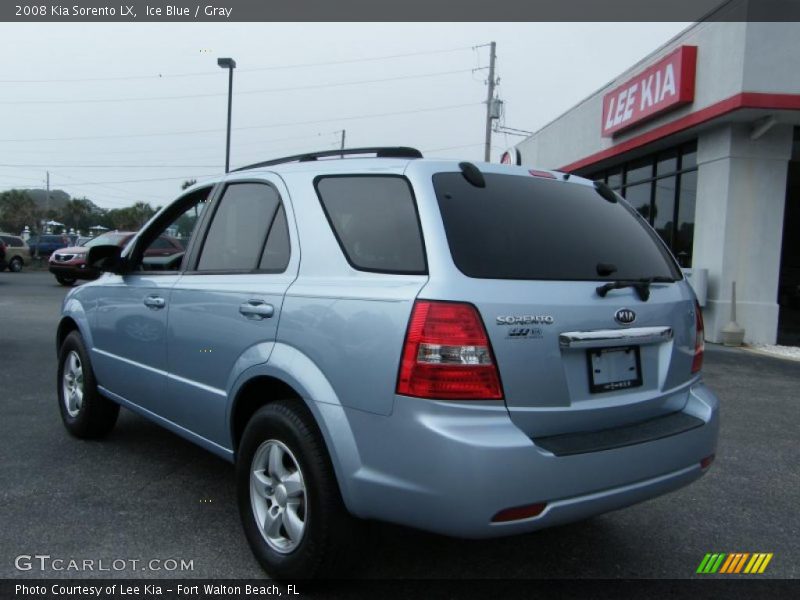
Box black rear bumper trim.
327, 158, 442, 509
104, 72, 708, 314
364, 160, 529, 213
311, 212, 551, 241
533, 411, 705, 457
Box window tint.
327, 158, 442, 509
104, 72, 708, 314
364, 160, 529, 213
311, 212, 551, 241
197, 183, 281, 272
259, 205, 290, 272
433, 172, 680, 281
315, 176, 426, 274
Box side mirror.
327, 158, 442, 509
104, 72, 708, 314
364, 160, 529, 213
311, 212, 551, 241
87, 245, 127, 274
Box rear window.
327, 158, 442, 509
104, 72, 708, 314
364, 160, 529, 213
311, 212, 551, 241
432, 172, 681, 281
315, 175, 426, 274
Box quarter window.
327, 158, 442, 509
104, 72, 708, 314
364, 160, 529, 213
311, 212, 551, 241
315, 176, 426, 274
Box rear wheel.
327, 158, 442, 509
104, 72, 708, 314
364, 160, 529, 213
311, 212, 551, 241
57, 331, 119, 438
56, 275, 76, 286
236, 401, 357, 579
9, 257, 22, 272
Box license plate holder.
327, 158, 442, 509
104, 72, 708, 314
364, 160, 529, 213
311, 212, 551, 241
587, 346, 642, 393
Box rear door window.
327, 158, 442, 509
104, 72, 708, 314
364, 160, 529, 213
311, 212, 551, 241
432, 172, 680, 281
197, 182, 287, 272
314, 175, 426, 274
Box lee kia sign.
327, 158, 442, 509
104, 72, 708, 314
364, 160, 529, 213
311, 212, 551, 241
602, 46, 697, 137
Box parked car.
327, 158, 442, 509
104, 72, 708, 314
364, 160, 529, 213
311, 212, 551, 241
0, 234, 32, 272
55, 147, 719, 579
75, 236, 93, 247
27, 234, 71, 257
49, 231, 183, 286
0, 238, 6, 271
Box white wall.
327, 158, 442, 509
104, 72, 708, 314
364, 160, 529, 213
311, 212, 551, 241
694, 122, 793, 344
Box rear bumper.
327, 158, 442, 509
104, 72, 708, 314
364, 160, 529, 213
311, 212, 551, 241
338, 382, 719, 538
48, 263, 100, 280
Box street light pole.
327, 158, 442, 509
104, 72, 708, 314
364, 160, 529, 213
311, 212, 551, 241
217, 57, 236, 173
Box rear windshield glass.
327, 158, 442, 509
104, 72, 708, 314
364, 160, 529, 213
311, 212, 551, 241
315, 175, 426, 274
432, 172, 680, 281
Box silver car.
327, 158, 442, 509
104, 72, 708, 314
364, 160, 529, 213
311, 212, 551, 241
55, 147, 718, 578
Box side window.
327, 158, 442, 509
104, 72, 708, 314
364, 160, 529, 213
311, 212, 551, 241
258, 204, 290, 272
197, 182, 287, 272
314, 176, 426, 274
138, 187, 212, 272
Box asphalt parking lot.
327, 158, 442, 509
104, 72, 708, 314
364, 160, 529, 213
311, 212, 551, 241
1, 270, 798, 580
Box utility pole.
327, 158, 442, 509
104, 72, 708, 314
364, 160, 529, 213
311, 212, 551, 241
484, 41, 497, 162
35, 171, 49, 260
340, 129, 346, 157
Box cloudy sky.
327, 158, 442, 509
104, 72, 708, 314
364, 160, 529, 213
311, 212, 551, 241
0, 22, 688, 209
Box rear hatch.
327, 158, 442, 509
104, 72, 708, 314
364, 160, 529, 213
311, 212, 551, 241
429, 169, 699, 438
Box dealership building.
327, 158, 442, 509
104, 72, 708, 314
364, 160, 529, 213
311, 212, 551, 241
511, 19, 800, 345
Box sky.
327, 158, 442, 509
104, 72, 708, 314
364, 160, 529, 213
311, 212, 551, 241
0, 22, 689, 210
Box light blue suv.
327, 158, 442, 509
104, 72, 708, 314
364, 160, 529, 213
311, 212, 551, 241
56, 147, 718, 578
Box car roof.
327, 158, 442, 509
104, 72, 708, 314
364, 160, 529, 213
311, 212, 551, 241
187, 157, 596, 190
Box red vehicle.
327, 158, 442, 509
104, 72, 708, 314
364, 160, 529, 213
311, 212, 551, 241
49, 231, 183, 286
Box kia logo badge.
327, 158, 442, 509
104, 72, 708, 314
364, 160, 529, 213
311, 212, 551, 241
615, 308, 636, 325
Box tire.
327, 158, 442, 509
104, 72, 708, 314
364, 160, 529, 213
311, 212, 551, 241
57, 331, 119, 439
9, 257, 22, 272
237, 401, 357, 579
56, 275, 76, 286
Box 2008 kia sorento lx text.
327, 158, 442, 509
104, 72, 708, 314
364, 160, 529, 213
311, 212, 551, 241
55, 147, 718, 578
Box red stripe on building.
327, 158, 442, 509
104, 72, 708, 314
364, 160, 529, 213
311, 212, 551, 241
559, 92, 800, 173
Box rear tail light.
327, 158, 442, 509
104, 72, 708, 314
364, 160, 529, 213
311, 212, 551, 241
692, 300, 705, 374
396, 300, 503, 400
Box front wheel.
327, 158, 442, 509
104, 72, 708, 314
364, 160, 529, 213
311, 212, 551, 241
57, 331, 119, 438
236, 401, 357, 579
55, 275, 76, 286
9, 257, 22, 272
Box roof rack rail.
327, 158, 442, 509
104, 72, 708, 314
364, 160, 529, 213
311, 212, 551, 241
232, 147, 423, 172
232, 146, 422, 172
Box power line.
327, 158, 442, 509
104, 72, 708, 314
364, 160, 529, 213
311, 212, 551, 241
59, 174, 217, 186
1, 163, 219, 168
0, 46, 474, 84
0, 102, 480, 143
0, 68, 476, 105
5, 131, 344, 158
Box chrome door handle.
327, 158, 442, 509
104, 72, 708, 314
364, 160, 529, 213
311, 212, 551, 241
143, 295, 166, 309
239, 301, 274, 320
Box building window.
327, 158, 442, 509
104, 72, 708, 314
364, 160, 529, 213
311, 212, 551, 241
585, 141, 698, 267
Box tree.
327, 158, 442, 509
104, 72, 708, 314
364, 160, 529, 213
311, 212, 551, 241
131, 202, 156, 229
58, 197, 95, 232
0, 189, 41, 234
103, 202, 156, 230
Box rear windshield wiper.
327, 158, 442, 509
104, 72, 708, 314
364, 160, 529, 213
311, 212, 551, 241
595, 277, 675, 301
